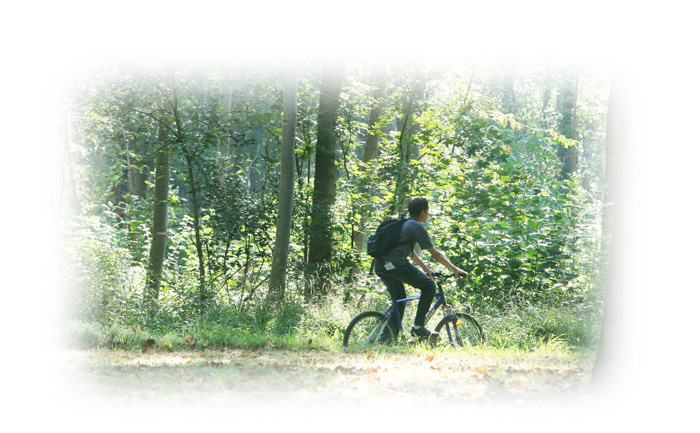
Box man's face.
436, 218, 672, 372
419, 206, 430, 222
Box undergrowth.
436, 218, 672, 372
63, 288, 601, 356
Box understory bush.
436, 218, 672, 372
64, 282, 602, 353
61, 216, 602, 353
61, 63, 609, 356
477, 298, 602, 351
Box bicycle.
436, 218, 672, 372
343, 272, 484, 349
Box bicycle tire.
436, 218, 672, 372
343, 311, 396, 348
435, 312, 484, 348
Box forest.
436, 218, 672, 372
58, 57, 611, 352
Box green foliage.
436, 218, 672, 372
62, 60, 609, 353
478, 297, 602, 351
63, 214, 146, 326
65, 286, 601, 353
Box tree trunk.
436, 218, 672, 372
145, 125, 170, 314
390, 71, 426, 215
557, 70, 579, 179
118, 119, 139, 199
501, 73, 516, 114
183, 152, 207, 301
268, 61, 298, 304
352, 75, 385, 254
171, 88, 208, 303
306, 59, 344, 298
131, 138, 149, 200
218, 75, 233, 188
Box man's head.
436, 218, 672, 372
408, 196, 430, 222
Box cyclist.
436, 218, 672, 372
374, 196, 468, 340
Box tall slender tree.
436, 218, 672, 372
390, 70, 426, 215
268, 61, 298, 303
145, 124, 170, 314
352, 73, 386, 254
169, 87, 208, 301
307, 59, 344, 298
218, 74, 233, 188
501, 73, 516, 114
557, 69, 579, 179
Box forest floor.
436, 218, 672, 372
56, 346, 598, 419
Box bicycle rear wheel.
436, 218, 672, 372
435, 312, 484, 348
343, 311, 396, 348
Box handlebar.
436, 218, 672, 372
431, 271, 467, 280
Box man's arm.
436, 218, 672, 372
426, 246, 467, 279
409, 252, 433, 277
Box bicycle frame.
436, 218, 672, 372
382, 273, 452, 331
384, 292, 446, 326
343, 271, 481, 348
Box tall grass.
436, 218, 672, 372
64, 286, 601, 355
60, 216, 602, 353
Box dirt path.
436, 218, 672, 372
60, 347, 595, 412
19, 345, 686, 433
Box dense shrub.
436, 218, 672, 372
61, 62, 608, 353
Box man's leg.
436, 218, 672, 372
389, 261, 436, 327
379, 274, 406, 332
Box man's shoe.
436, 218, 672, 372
410, 326, 438, 339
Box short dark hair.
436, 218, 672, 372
408, 196, 429, 217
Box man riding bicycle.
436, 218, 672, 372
374, 196, 468, 339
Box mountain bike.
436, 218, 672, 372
343, 272, 484, 349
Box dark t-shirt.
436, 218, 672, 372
384, 217, 434, 264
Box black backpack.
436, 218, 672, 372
367, 216, 408, 259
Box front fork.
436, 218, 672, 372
434, 298, 461, 345
424, 295, 459, 338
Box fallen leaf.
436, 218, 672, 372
425, 355, 435, 362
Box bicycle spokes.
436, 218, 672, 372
436, 312, 484, 348
344, 311, 395, 348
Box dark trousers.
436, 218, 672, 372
375, 258, 437, 331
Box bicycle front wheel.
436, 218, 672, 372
435, 312, 484, 348
343, 311, 396, 349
